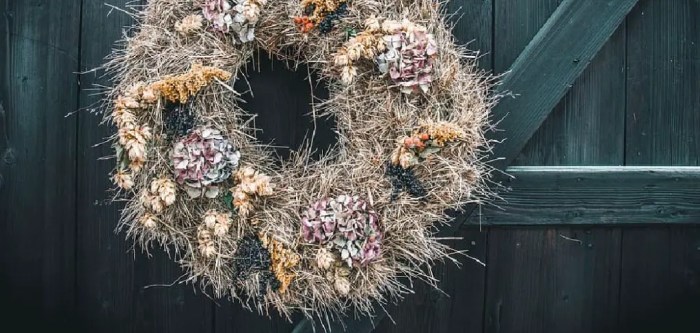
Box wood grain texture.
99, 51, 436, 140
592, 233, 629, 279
625, 0, 700, 166
75, 1, 213, 332
491, 0, 637, 170
482, 1, 627, 330
468, 166, 700, 225
484, 228, 621, 333
514, 26, 626, 166
0, 0, 80, 329
618, 227, 700, 332
620, 2, 700, 332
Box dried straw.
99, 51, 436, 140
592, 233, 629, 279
101, 0, 498, 327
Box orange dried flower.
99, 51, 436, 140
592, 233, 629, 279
259, 234, 299, 294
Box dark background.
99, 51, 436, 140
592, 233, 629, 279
1, 0, 699, 332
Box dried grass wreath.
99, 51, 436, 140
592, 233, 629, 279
102, 0, 497, 325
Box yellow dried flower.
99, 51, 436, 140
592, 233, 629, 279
151, 64, 232, 104
260, 233, 300, 294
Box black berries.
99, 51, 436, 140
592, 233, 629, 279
386, 162, 427, 201
317, 2, 348, 34
163, 102, 196, 140
232, 236, 280, 297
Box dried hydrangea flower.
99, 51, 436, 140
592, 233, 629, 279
202, 0, 233, 33
172, 127, 241, 198
376, 19, 438, 94
202, 0, 266, 43
260, 233, 300, 294
151, 64, 232, 104
113, 170, 134, 190
175, 14, 204, 36
230, 0, 267, 43
139, 213, 158, 229
301, 195, 382, 267
230, 166, 274, 216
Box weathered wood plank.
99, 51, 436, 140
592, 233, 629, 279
468, 166, 700, 225
625, 0, 700, 166
482, 1, 626, 329
491, 0, 638, 170
0, 0, 80, 330
620, 2, 700, 331
618, 226, 700, 332
76, 1, 213, 332
514, 26, 627, 166
484, 227, 621, 333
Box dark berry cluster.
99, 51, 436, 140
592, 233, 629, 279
163, 102, 196, 140
232, 236, 281, 297
385, 162, 427, 202
317, 2, 348, 34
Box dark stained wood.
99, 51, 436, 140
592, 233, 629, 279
481, 0, 627, 330
468, 166, 700, 225
618, 227, 700, 332
484, 228, 621, 333
620, 2, 700, 332
0, 0, 80, 330
76, 1, 213, 332
491, 0, 637, 170
625, 0, 700, 166
514, 25, 627, 166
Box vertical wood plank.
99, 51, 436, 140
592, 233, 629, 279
485, 0, 625, 332
76, 1, 213, 332
0, 0, 80, 329
625, 0, 700, 166
621, 2, 700, 331
618, 227, 700, 332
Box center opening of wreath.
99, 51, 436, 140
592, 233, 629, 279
234, 54, 337, 160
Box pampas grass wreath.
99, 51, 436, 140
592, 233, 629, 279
101, 0, 498, 327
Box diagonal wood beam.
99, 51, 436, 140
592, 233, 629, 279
292, 0, 639, 332
442, 0, 639, 236
489, 0, 638, 171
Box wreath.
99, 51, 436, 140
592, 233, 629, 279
103, 0, 495, 324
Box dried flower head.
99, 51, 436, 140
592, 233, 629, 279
141, 177, 178, 212
301, 195, 382, 267
197, 226, 217, 258
315, 248, 336, 270
232, 236, 281, 294
151, 64, 232, 104
175, 14, 204, 36
116, 123, 152, 172
293, 0, 347, 33
391, 121, 466, 168
230, 166, 274, 217
172, 127, 241, 198
113, 170, 134, 190
201, 209, 233, 237
202, 0, 266, 42
376, 19, 439, 94
260, 234, 300, 294
139, 213, 158, 229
